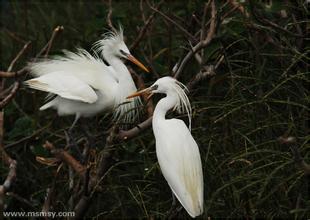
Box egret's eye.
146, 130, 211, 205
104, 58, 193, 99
151, 85, 158, 90
119, 50, 127, 56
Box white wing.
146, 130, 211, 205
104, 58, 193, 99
154, 119, 204, 218
27, 49, 118, 92
24, 72, 98, 103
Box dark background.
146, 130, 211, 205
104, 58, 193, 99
0, 0, 309, 218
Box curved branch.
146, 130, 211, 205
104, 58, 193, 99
106, 0, 117, 33
0, 81, 20, 109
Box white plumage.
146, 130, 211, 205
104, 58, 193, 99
25, 28, 149, 125
127, 77, 204, 218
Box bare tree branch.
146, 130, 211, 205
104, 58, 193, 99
117, 117, 153, 141
130, 0, 165, 50
43, 141, 86, 177
174, 0, 216, 79
0, 111, 17, 216
7, 41, 32, 72
248, 0, 303, 38
227, 0, 249, 18
44, 26, 64, 58
36, 25, 64, 59
105, 0, 117, 33
0, 82, 20, 109
148, 3, 196, 43
200, 0, 212, 42
0, 40, 31, 78
72, 127, 117, 219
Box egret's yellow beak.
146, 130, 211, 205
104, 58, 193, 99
127, 87, 152, 99
127, 54, 149, 73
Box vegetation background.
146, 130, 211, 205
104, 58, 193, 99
0, 0, 309, 219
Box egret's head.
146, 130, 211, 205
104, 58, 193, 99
149, 77, 188, 94
127, 76, 192, 129
93, 26, 149, 72
128, 77, 188, 96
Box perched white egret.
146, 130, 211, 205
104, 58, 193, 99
127, 77, 204, 218
25, 27, 149, 129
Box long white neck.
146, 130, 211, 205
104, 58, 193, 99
104, 52, 138, 120
153, 92, 178, 125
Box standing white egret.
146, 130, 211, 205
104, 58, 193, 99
127, 77, 204, 218
25, 27, 149, 129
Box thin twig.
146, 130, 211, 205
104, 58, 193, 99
130, 0, 165, 50
0, 26, 63, 78
106, 0, 117, 33
278, 136, 310, 175
149, 3, 196, 43
0, 82, 20, 109
36, 25, 64, 59
7, 192, 34, 209
227, 0, 249, 18
7, 41, 31, 72
200, 0, 211, 42
0, 40, 31, 78
0, 112, 17, 216
249, 0, 303, 38
4, 124, 49, 149
174, 0, 216, 79
4, 29, 28, 44
0, 69, 27, 78
45, 26, 64, 57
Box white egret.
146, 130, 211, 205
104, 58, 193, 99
25, 27, 149, 129
127, 77, 204, 218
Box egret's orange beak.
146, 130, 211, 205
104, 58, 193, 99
127, 87, 152, 99
127, 54, 149, 73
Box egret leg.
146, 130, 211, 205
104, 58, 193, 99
69, 114, 80, 133
171, 191, 176, 207
67, 114, 79, 147
80, 118, 95, 148
66, 114, 83, 161
80, 118, 94, 164
167, 192, 182, 219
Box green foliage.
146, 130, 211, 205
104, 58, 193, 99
1, 0, 309, 219
7, 116, 34, 140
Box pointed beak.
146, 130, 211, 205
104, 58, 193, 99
127, 87, 152, 99
146, 93, 154, 100
126, 54, 149, 73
